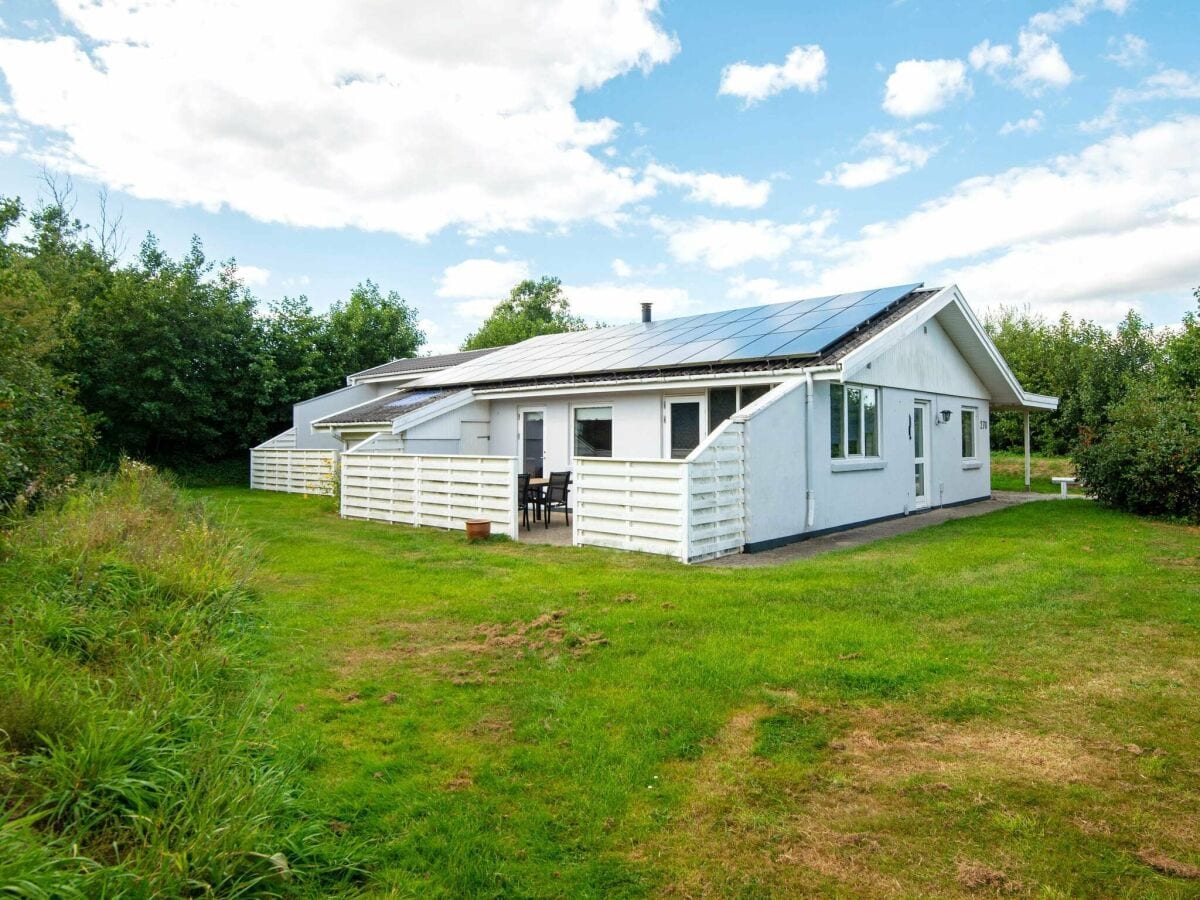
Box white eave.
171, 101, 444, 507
390, 388, 477, 434
837, 284, 1059, 412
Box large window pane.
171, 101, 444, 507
961, 408, 975, 458
574, 406, 612, 458
846, 387, 862, 456
709, 387, 737, 433
830, 384, 844, 458
863, 389, 878, 456
739, 384, 771, 408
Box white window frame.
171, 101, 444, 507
706, 383, 776, 433
571, 403, 614, 459
831, 383, 882, 460
961, 405, 978, 461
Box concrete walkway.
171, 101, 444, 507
703, 491, 1074, 568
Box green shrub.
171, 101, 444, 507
0, 461, 365, 895
1074, 381, 1200, 522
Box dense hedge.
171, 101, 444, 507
1075, 381, 1200, 522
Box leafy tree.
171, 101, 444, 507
66, 235, 263, 461
461, 276, 586, 350
320, 280, 425, 376
986, 307, 1160, 455
254, 294, 343, 435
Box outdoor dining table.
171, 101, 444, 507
527, 476, 548, 520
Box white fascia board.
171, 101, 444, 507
311, 389, 404, 430
390, 388, 477, 435
474, 370, 807, 401
348, 371, 430, 387
839, 284, 1059, 411
837, 285, 957, 379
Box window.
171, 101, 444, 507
708, 388, 737, 433
573, 406, 612, 458
707, 384, 776, 433
961, 407, 976, 458
830, 383, 881, 459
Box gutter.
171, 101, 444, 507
470, 364, 818, 398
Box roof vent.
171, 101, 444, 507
641, 302, 653, 323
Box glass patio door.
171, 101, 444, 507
666, 396, 705, 460
519, 409, 545, 476
913, 400, 930, 509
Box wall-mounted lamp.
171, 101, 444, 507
938, 409, 953, 424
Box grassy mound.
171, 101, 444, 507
0, 461, 362, 897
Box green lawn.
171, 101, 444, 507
991, 450, 1079, 494
202, 487, 1199, 897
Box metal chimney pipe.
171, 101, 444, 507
641, 302, 652, 323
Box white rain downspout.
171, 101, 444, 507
804, 369, 815, 529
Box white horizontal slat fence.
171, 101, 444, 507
572, 457, 689, 559
571, 419, 747, 563
684, 422, 746, 562
340, 452, 519, 539
249, 438, 337, 496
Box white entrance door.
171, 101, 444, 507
665, 395, 706, 460
518, 408, 545, 476
913, 400, 930, 509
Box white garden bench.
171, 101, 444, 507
1051, 476, 1078, 498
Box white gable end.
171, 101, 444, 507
847, 315, 989, 399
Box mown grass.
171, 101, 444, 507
991, 450, 1080, 494
197, 486, 1200, 896
0, 463, 364, 897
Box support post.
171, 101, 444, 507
1023, 411, 1031, 492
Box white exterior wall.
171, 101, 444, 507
401, 399, 492, 456
742, 318, 992, 548
292, 383, 389, 449
489, 391, 665, 474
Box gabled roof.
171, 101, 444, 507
838, 285, 1057, 412
349, 347, 498, 382
411, 283, 924, 389
313, 388, 458, 427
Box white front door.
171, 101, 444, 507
665, 395, 706, 459
913, 400, 930, 509
518, 408, 545, 476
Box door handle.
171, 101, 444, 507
908, 415, 912, 440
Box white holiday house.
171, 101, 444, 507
251, 283, 1056, 561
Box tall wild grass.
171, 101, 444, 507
0, 461, 364, 897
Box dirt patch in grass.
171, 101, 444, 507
955, 859, 1021, 892
334, 610, 608, 678
1135, 849, 1200, 879
639, 701, 1125, 895
837, 713, 1112, 786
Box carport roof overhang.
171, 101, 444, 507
837, 284, 1059, 414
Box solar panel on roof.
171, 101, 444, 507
414, 283, 923, 386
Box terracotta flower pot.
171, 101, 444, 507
465, 518, 491, 541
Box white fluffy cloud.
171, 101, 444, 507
999, 110, 1045, 135
611, 258, 633, 278
233, 264, 271, 288
1083, 69, 1200, 131
819, 129, 938, 189
1027, 0, 1129, 34
654, 213, 835, 270
718, 45, 827, 105
436, 258, 531, 299
644, 164, 771, 208
882, 59, 971, 118
1106, 33, 1149, 68
969, 32, 1073, 93
0, 0, 678, 240
795, 117, 1200, 323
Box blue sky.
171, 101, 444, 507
1, 0, 1198, 352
